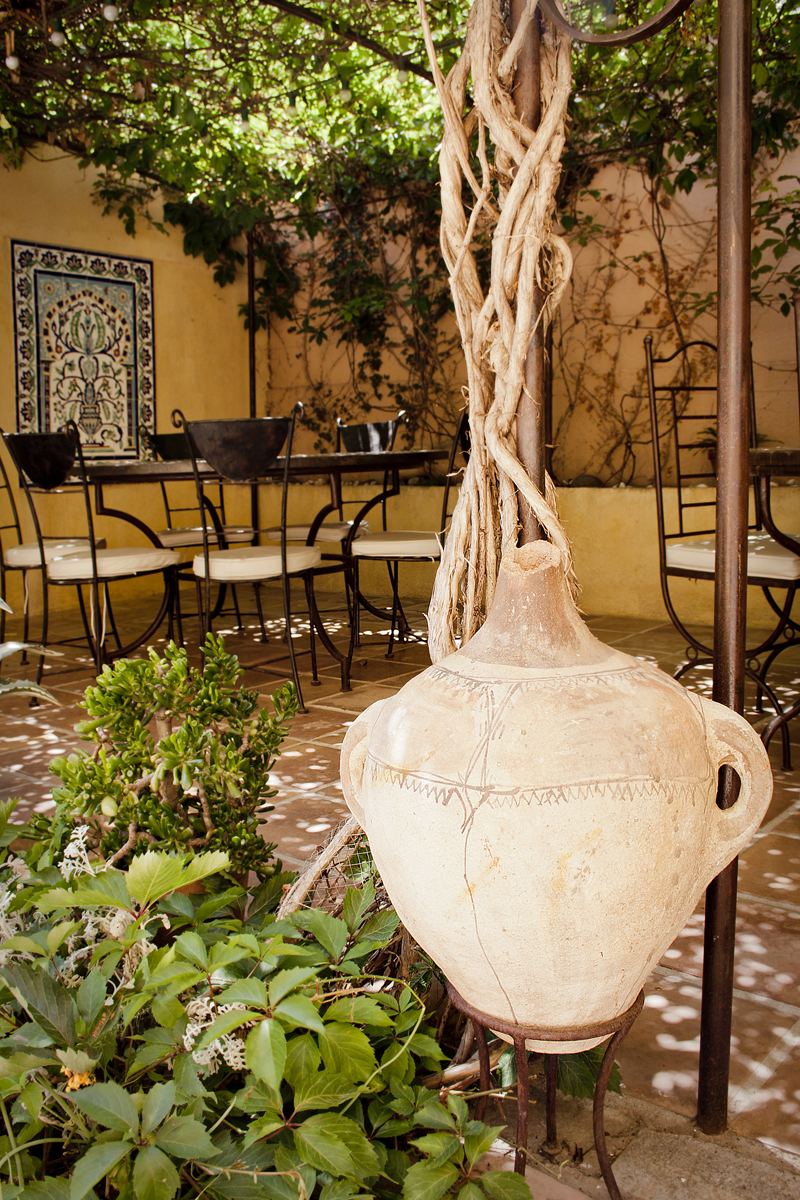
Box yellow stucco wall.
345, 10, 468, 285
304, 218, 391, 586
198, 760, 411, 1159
2, 150, 799, 641
0, 146, 267, 614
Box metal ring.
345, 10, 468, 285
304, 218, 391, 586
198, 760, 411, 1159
538, 0, 694, 46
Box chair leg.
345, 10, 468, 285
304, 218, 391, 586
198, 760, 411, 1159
76, 585, 101, 674
231, 583, 245, 632
304, 576, 320, 686
254, 583, 268, 644
387, 561, 402, 658
104, 584, 122, 652
254, 584, 269, 644
282, 573, 306, 713
353, 559, 362, 648
197, 577, 212, 641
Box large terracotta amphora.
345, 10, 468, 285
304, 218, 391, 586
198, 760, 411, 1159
341, 542, 772, 1051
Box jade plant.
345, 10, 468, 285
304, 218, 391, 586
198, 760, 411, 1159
33, 635, 298, 884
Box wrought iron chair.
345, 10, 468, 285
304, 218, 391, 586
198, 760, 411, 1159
344, 409, 471, 654
2, 422, 181, 681
143, 428, 255, 629
173, 405, 356, 712
0, 436, 107, 649
646, 335, 800, 766
141, 430, 255, 551
264, 410, 407, 546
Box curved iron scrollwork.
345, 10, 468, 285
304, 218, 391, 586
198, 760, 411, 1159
537, 0, 694, 46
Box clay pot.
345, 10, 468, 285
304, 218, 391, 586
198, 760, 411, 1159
341, 542, 772, 1051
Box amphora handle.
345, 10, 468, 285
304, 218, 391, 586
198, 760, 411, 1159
696, 694, 773, 880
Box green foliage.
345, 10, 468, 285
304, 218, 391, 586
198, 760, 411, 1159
0, 851, 530, 1200
30, 634, 298, 883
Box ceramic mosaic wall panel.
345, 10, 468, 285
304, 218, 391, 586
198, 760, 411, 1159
11, 241, 155, 458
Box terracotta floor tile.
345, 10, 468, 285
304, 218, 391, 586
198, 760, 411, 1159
617, 972, 794, 1118
310, 682, 400, 715
769, 807, 800, 838
660, 899, 800, 1009
739, 834, 800, 904
269, 741, 343, 795
260, 792, 349, 864
729, 1030, 800, 1156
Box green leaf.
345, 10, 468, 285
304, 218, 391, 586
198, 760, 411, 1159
415, 1104, 456, 1131
38, 869, 130, 912
319, 1023, 376, 1082
246, 1018, 287, 1093
292, 1069, 362, 1113
324, 995, 393, 1028
174, 931, 208, 969
141, 1081, 176, 1136
463, 1125, 506, 1167
0, 963, 76, 1047
292, 1114, 358, 1178
274, 993, 325, 1033
126, 850, 229, 907
479, 1171, 534, 1200
154, 1114, 219, 1160
341, 880, 375, 933
267, 967, 318, 1006
409, 1132, 463, 1165
284, 1032, 321, 1090
76, 971, 107, 1027
71, 1080, 140, 1134
55, 1048, 98, 1077
457, 1185, 484, 1200
19, 1180, 71, 1200
193, 1008, 259, 1051
556, 1047, 621, 1100
352, 909, 399, 949
216, 978, 270, 1009
401, 1161, 459, 1200
69, 1141, 133, 1200
132, 1145, 180, 1200
289, 909, 348, 961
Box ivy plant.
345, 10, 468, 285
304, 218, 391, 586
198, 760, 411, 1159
0, 848, 533, 1200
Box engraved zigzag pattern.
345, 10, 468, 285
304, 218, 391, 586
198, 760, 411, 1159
366, 756, 703, 810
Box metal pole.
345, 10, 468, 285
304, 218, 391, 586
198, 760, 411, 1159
510, 0, 546, 544
246, 230, 259, 537
697, 0, 752, 1134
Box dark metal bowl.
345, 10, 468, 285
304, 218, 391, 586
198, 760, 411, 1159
186, 418, 291, 481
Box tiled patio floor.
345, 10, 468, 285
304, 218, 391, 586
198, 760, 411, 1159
3, 581, 800, 1168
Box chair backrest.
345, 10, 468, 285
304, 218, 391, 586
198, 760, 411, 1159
645, 336, 760, 554
141, 425, 231, 534
0, 441, 24, 572
172, 405, 302, 575
2, 423, 98, 573
439, 409, 471, 536
336, 411, 406, 454
179, 415, 293, 484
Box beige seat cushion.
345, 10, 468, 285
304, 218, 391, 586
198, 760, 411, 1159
266, 520, 369, 545
351, 530, 441, 559
666, 531, 800, 581
5, 538, 105, 569
49, 546, 181, 581
156, 525, 254, 548
193, 544, 321, 582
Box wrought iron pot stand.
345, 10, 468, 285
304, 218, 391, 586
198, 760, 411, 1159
446, 981, 645, 1200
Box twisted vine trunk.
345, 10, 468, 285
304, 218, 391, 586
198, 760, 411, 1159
418, 0, 576, 661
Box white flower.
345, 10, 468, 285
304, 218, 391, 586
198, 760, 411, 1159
183, 998, 251, 1074
60, 826, 96, 881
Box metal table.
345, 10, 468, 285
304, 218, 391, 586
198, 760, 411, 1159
85, 448, 448, 547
